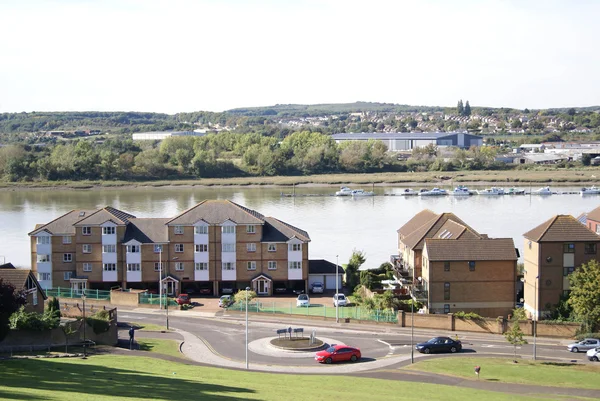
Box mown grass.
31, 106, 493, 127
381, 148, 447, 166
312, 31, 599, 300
0, 355, 558, 401
127, 321, 170, 332
135, 339, 182, 359
406, 357, 600, 389
0, 168, 599, 190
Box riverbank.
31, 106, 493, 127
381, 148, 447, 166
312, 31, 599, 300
1, 169, 599, 191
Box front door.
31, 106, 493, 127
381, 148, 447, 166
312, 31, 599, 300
258, 280, 266, 295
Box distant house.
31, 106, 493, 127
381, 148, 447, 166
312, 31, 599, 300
331, 132, 482, 151
0, 263, 47, 314
132, 131, 207, 141
308, 259, 343, 291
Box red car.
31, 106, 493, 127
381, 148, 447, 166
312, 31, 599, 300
315, 344, 361, 364
176, 294, 191, 305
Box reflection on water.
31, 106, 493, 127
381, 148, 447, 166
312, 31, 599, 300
1, 185, 598, 268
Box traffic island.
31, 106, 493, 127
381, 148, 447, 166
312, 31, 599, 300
269, 337, 325, 351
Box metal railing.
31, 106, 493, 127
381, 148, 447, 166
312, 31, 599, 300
44, 287, 111, 300
227, 301, 397, 323
138, 293, 178, 306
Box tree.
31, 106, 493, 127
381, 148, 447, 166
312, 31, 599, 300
568, 260, 600, 332
504, 311, 528, 361
234, 289, 257, 304
457, 100, 464, 116
0, 279, 26, 340
464, 101, 471, 117
344, 250, 366, 290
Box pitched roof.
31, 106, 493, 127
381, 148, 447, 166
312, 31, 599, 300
523, 215, 600, 242
262, 217, 310, 242
397, 209, 438, 238
586, 206, 600, 223
309, 259, 344, 275
166, 200, 265, 226
0, 265, 47, 299
424, 238, 518, 261
74, 206, 136, 226
401, 212, 481, 250
432, 220, 467, 240
123, 218, 170, 244
29, 209, 96, 235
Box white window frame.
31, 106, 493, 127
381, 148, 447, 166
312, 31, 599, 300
289, 243, 301, 252
246, 225, 256, 234
194, 262, 208, 271
103, 263, 116, 271
174, 225, 184, 235
83, 244, 92, 254
288, 261, 302, 269
102, 226, 116, 235
82, 226, 91, 236
247, 261, 256, 270
195, 226, 208, 234
126, 245, 140, 253
83, 263, 92, 272
222, 243, 236, 252
102, 244, 116, 253
195, 244, 208, 252
247, 243, 256, 252
64, 271, 73, 280
62, 236, 72, 244
37, 254, 50, 263
38, 272, 51, 281
154, 262, 163, 271
175, 244, 184, 253
175, 262, 184, 271
63, 253, 73, 262
222, 262, 235, 270
222, 226, 235, 234
154, 244, 163, 253
127, 263, 141, 272
33, 291, 38, 306
268, 243, 276, 252
36, 236, 50, 245
268, 261, 277, 270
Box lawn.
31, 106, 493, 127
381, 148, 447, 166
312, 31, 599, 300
127, 321, 170, 332
406, 357, 600, 390
136, 339, 183, 359
0, 355, 556, 401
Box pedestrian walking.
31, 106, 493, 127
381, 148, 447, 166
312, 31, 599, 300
129, 326, 135, 350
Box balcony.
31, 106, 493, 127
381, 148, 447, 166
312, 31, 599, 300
390, 255, 411, 278
411, 285, 428, 302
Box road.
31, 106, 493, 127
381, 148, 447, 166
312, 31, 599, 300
118, 310, 590, 369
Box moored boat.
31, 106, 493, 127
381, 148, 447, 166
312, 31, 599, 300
580, 186, 600, 195
401, 188, 418, 196
335, 186, 354, 196
418, 188, 448, 196
476, 187, 505, 196
450, 186, 471, 196
506, 187, 525, 195
532, 186, 552, 195
351, 189, 375, 197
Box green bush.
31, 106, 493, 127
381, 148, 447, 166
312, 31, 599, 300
86, 310, 110, 334
9, 307, 59, 331
576, 332, 600, 340
453, 311, 484, 320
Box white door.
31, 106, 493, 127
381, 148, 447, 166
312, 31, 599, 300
258, 280, 268, 295
308, 275, 323, 287
325, 275, 340, 290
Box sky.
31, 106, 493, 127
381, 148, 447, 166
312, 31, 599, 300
0, 0, 599, 114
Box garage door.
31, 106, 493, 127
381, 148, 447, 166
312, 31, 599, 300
308, 275, 324, 287
325, 275, 341, 291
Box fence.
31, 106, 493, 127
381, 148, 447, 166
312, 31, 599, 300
227, 301, 397, 323
45, 287, 111, 301
138, 293, 178, 306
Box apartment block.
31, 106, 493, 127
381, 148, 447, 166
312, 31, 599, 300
29, 200, 310, 296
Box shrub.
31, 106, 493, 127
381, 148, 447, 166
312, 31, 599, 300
9, 307, 59, 331
234, 290, 257, 304
576, 332, 600, 341
453, 311, 484, 320
87, 310, 111, 334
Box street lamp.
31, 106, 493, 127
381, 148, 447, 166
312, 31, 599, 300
81, 292, 87, 359
410, 299, 414, 364
336, 255, 339, 323
245, 286, 250, 369
533, 275, 539, 361
158, 246, 162, 311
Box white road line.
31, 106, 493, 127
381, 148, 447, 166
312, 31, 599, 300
377, 339, 395, 355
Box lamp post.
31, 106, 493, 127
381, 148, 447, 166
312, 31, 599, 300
335, 255, 339, 323
82, 292, 87, 359
533, 275, 539, 361
245, 286, 250, 369
158, 246, 162, 311
410, 299, 414, 364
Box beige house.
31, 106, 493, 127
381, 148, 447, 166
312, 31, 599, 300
29, 200, 310, 296
0, 263, 47, 314
523, 215, 600, 319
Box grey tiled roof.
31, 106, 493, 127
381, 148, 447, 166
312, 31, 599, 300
166, 200, 265, 225
424, 238, 518, 261
263, 217, 310, 242
523, 215, 600, 242
29, 209, 96, 235
309, 259, 344, 274
74, 206, 136, 226
124, 218, 170, 243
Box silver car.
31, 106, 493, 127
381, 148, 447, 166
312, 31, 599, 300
567, 338, 600, 353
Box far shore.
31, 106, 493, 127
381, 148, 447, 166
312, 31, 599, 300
1, 169, 599, 192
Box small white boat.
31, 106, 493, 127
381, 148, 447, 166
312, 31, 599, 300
580, 186, 600, 195
418, 188, 447, 196
476, 187, 505, 196
450, 186, 471, 196
401, 188, 418, 196
532, 186, 552, 195
506, 187, 525, 195
335, 186, 354, 196
351, 189, 374, 197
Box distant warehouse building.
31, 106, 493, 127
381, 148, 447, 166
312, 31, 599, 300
331, 132, 482, 151
132, 130, 207, 141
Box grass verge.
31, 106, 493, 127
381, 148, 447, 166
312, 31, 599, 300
127, 321, 170, 332
0, 355, 561, 401
405, 357, 600, 389
135, 339, 182, 359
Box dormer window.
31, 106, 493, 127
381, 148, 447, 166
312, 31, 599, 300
222, 226, 235, 234
102, 227, 115, 235
289, 243, 301, 252
195, 226, 208, 234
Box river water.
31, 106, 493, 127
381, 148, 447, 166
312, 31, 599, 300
2, 185, 599, 269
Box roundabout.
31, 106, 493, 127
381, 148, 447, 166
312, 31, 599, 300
269, 336, 325, 351
249, 336, 342, 359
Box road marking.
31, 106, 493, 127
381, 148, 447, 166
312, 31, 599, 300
377, 339, 395, 356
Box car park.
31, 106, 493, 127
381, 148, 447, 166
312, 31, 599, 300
567, 338, 600, 353
296, 294, 310, 307
221, 287, 234, 295
315, 344, 361, 364
175, 293, 190, 305
311, 282, 324, 294
198, 287, 212, 295
333, 293, 347, 307
415, 337, 462, 354
586, 347, 600, 361
219, 295, 233, 307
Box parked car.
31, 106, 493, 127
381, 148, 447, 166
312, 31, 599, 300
296, 294, 310, 307
219, 295, 233, 307
333, 293, 347, 307
176, 294, 191, 305
415, 337, 462, 354
292, 288, 305, 295
198, 287, 212, 295
274, 287, 287, 294
567, 338, 600, 353
221, 287, 234, 295
586, 347, 600, 362
315, 344, 361, 364
311, 282, 324, 294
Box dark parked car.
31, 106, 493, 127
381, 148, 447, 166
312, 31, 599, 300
221, 287, 234, 295
274, 287, 287, 294
315, 344, 361, 364
198, 288, 212, 295
415, 337, 462, 354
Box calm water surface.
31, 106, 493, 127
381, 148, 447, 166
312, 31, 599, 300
1, 185, 599, 269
